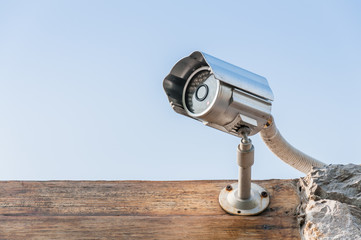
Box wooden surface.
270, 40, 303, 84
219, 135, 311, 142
0, 180, 300, 239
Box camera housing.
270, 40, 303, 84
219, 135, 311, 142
163, 51, 274, 136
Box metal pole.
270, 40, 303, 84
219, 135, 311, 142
237, 132, 255, 200
219, 127, 270, 215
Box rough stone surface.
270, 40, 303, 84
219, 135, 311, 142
298, 164, 361, 240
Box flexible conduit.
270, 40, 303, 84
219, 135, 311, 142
260, 116, 325, 174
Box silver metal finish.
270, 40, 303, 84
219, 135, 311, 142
201, 52, 274, 101
237, 140, 254, 199
219, 136, 269, 215
163, 51, 273, 136
219, 182, 269, 215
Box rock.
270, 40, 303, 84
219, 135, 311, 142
298, 164, 361, 240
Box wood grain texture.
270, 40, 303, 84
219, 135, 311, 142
0, 180, 301, 239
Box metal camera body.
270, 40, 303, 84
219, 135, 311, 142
163, 51, 274, 137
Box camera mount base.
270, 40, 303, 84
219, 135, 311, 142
218, 130, 270, 215
219, 182, 269, 215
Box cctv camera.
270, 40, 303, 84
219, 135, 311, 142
162, 51, 325, 215
163, 51, 274, 136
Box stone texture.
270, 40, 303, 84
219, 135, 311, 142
298, 164, 361, 240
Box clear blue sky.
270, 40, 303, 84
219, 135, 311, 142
1, 1, 360, 180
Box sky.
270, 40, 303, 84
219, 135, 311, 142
0, 1, 360, 180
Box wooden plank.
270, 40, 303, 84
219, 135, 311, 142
0, 180, 300, 239
0, 216, 299, 239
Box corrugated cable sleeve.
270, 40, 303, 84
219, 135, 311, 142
260, 116, 325, 174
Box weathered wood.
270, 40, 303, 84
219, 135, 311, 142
0, 180, 300, 239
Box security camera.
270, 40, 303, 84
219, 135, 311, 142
163, 51, 325, 215
163, 51, 274, 136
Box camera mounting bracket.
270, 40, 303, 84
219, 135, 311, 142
219, 130, 270, 215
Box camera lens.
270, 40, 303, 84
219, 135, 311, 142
195, 84, 209, 101
184, 69, 211, 113
183, 67, 218, 115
